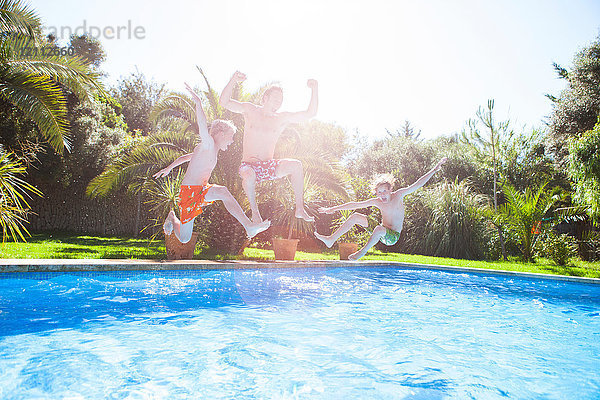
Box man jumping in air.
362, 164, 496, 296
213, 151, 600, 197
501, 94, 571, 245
219, 71, 318, 224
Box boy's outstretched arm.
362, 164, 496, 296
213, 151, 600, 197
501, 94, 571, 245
397, 157, 447, 196
281, 79, 318, 124
153, 153, 193, 178
318, 198, 377, 214
219, 71, 254, 113
184, 83, 212, 145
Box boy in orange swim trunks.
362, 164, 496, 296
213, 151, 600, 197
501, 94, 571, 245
153, 83, 270, 244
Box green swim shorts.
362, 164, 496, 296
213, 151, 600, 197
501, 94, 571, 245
380, 227, 401, 246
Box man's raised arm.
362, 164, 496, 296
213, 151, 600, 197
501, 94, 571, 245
398, 157, 447, 196
219, 71, 253, 114
281, 79, 318, 124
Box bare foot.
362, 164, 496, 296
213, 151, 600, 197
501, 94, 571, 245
246, 219, 271, 239
251, 212, 263, 224
348, 251, 363, 261
314, 232, 334, 248
163, 210, 175, 235
295, 208, 315, 223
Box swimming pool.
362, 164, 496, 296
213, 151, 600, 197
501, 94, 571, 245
0, 267, 599, 399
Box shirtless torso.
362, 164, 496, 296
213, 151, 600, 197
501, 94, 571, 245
240, 105, 287, 162
374, 192, 406, 232
182, 142, 218, 185
219, 71, 318, 223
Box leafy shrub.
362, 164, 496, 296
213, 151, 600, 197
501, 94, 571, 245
535, 232, 578, 266
496, 183, 557, 261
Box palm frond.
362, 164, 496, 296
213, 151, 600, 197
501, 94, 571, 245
0, 150, 42, 242
87, 145, 183, 198
6, 35, 105, 100
0, 70, 70, 152
196, 66, 223, 119
0, 0, 40, 38
149, 95, 196, 131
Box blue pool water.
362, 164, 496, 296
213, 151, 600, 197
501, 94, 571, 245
0, 267, 599, 399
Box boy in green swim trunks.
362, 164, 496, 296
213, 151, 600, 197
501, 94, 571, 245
315, 158, 447, 260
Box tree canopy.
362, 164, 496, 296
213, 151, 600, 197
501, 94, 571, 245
548, 35, 600, 166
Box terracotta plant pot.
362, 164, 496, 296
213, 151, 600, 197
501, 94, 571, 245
339, 242, 359, 260
272, 238, 299, 261
165, 232, 199, 260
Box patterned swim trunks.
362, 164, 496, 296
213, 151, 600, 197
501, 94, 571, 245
379, 227, 401, 246
179, 184, 214, 224
239, 159, 282, 184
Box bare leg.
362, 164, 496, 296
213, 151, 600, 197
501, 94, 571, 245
275, 159, 314, 222
163, 210, 175, 235
204, 185, 270, 238
348, 225, 387, 260
240, 166, 262, 223
315, 213, 368, 248
164, 210, 195, 243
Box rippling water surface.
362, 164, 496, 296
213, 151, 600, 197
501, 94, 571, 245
0, 267, 599, 399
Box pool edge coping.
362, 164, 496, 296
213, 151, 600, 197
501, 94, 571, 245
0, 259, 599, 284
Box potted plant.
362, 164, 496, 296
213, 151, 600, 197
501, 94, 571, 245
272, 235, 299, 261
269, 176, 319, 261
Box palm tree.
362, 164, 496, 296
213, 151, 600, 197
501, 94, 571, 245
0, 147, 42, 241
497, 182, 557, 261
0, 0, 104, 154
0, 0, 104, 241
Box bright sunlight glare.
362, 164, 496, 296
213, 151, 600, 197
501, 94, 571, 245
33, 0, 600, 139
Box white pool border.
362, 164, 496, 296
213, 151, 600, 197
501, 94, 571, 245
0, 259, 599, 284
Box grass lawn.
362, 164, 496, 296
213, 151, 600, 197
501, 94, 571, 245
1, 233, 600, 279
243, 248, 600, 278
0, 233, 166, 259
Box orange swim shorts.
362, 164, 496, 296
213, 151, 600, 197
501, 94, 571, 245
178, 184, 214, 224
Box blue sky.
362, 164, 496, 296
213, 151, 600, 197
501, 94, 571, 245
32, 0, 600, 140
